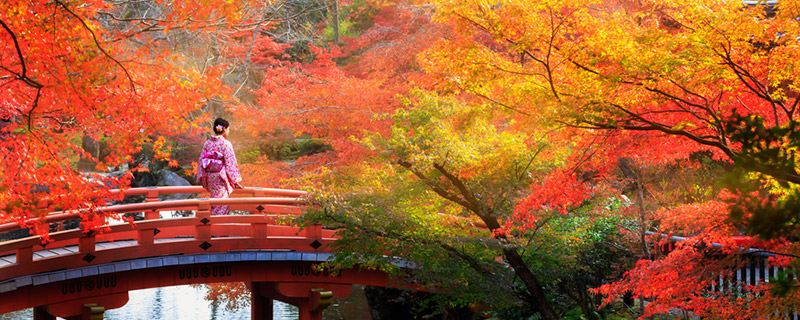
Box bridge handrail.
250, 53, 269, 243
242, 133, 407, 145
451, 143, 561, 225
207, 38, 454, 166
108, 186, 308, 198
0, 197, 306, 234
0, 188, 319, 281
0, 186, 308, 234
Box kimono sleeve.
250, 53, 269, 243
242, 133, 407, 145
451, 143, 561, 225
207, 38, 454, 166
223, 140, 242, 184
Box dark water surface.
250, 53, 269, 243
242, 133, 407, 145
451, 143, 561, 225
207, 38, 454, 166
0, 284, 371, 319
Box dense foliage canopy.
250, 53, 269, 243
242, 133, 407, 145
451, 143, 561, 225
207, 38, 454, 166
4, 0, 800, 319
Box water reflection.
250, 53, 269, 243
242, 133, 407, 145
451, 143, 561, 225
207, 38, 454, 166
1, 284, 374, 319
0, 285, 298, 320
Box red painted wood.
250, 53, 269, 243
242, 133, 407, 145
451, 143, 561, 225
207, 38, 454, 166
78, 236, 95, 253
106, 186, 306, 198
0, 262, 391, 314
1, 197, 307, 257
0, 236, 337, 280
0, 196, 305, 233
250, 283, 274, 320
0, 186, 374, 316
16, 246, 32, 264
144, 209, 159, 220
2, 221, 336, 279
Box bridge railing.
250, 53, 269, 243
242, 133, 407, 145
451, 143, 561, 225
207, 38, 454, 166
0, 187, 331, 282
108, 186, 307, 200
0, 186, 307, 233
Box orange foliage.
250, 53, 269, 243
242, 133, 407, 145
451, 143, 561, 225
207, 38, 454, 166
235, 3, 447, 172
0, 0, 247, 230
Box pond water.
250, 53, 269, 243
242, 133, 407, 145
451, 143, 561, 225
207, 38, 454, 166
0, 284, 372, 319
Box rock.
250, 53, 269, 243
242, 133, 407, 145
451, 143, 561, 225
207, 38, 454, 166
157, 170, 193, 201
158, 170, 191, 187
131, 171, 158, 188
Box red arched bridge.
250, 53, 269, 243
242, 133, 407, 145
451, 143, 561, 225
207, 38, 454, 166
0, 186, 398, 320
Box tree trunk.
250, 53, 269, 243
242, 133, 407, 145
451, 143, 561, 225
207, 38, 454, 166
503, 248, 561, 320
77, 134, 100, 172
481, 215, 560, 320
331, 0, 340, 46
397, 161, 561, 319
636, 175, 651, 260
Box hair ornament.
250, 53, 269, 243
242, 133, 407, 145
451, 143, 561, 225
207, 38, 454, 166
215, 125, 224, 131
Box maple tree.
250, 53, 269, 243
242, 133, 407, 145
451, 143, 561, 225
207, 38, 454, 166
232, 0, 446, 172
0, 0, 270, 235
300, 91, 637, 319
223, 1, 630, 318
269, 0, 800, 317
6, 0, 800, 318
416, 0, 800, 317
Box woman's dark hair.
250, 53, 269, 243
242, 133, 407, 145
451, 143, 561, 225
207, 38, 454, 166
213, 118, 229, 135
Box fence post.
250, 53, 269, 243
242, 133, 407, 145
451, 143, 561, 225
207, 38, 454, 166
16, 246, 32, 264
196, 199, 212, 241
252, 222, 268, 238
145, 187, 160, 220
79, 233, 96, 254
302, 224, 322, 240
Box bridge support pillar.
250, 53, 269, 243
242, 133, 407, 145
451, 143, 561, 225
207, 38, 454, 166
33, 306, 55, 320
250, 282, 350, 320
250, 282, 274, 320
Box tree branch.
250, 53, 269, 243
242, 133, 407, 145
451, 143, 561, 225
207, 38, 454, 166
0, 19, 43, 89
397, 160, 473, 209
432, 162, 482, 209
56, 0, 137, 94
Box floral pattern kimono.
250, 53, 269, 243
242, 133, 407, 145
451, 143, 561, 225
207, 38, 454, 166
196, 135, 242, 215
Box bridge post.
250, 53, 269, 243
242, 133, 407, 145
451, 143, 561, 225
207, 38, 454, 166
302, 224, 323, 240
250, 282, 340, 320
79, 233, 96, 254
138, 210, 159, 245
33, 306, 55, 320
250, 282, 274, 320
145, 188, 159, 203
144, 208, 159, 220
15, 246, 33, 264
196, 199, 212, 240
145, 188, 161, 220
137, 227, 154, 245
252, 222, 268, 238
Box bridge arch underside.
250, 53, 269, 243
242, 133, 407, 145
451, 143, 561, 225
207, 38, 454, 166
0, 252, 396, 318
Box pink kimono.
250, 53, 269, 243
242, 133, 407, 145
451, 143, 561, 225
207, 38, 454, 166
196, 135, 242, 215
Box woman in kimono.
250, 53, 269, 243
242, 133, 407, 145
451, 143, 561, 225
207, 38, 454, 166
196, 118, 243, 215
